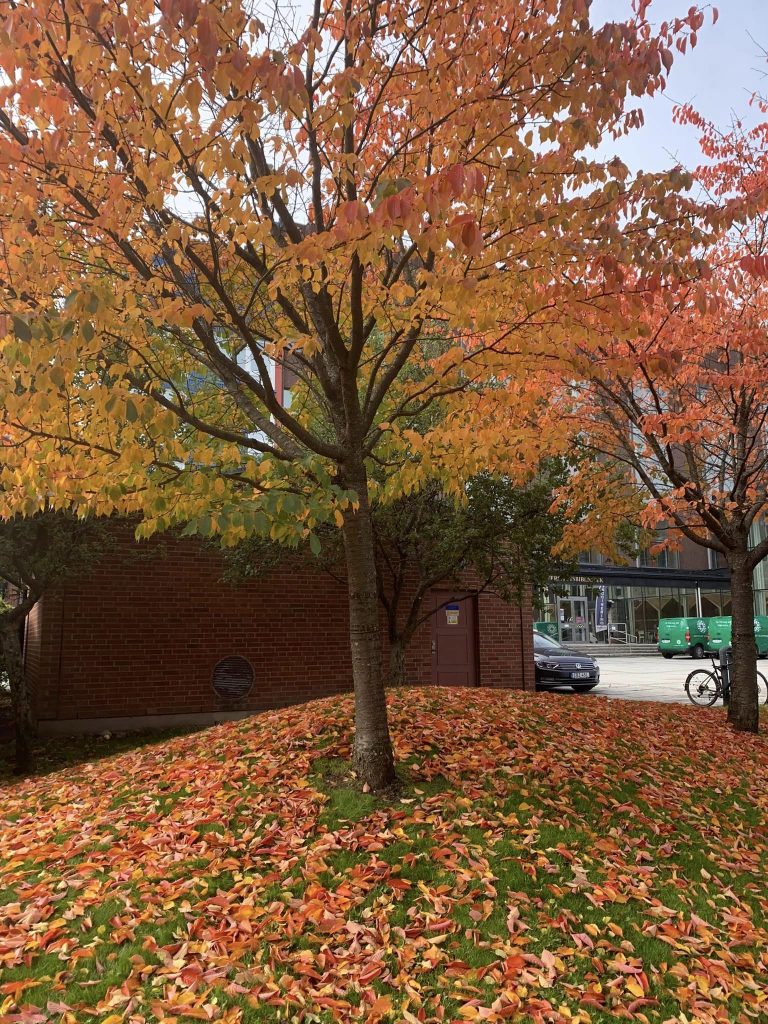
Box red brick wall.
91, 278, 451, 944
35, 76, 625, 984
27, 531, 534, 728
479, 588, 535, 690
23, 592, 64, 716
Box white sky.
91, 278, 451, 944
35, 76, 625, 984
591, 0, 768, 172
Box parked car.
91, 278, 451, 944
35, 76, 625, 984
533, 630, 600, 692
657, 617, 709, 659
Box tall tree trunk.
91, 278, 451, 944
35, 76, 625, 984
341, 464, 396, 790
1, 621, 34, 774
388, 634, 407, 688
727, 551, 759, 734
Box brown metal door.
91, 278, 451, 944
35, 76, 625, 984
430, 593, 478, 686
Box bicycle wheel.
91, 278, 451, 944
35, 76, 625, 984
758, 672, 768, 705
685, 669, 720, 707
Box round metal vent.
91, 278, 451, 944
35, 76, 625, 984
212, 656, 254, 700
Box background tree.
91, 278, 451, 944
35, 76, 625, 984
228, 467, 576, 685
548, 106, 768, 733
0, 511, 105, 773
555, 288, 768, 732
0, 0, 713, 787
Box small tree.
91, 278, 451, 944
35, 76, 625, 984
374, 473, 575, 684
0, 512, 105, 773
229, 469, 574, 685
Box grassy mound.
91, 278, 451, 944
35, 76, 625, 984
1, 688, 767, 1024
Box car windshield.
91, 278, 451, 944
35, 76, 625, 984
533, 632, 562, 652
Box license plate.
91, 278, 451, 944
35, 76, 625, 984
571, 672, 590, 679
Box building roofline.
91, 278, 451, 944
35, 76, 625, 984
549, 564, 731, 589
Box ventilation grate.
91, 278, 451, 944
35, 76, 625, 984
212, 656, 254, 700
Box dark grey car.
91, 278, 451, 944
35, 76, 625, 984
533, 630, 600, 692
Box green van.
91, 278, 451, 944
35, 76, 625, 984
658, 617, 709, 659
707, 616, 768, 657
756, 617, 768, 656
533, 621, 559, 640
706, 616, 731, 655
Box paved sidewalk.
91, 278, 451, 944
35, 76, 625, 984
571, 655, 705, 704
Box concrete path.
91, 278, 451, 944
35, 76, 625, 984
554, 655, 711, 704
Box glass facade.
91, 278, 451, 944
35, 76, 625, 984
541, 580, 731, 644
539, 521, 768, 643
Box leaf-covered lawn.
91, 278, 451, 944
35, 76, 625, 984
1, 689, 767, 1024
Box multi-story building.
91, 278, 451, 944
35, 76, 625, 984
538, 535, 732, 645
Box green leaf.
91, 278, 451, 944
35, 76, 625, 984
12, 316, 32, 342
309, 533, 321, 556
124, 398, 139, 423
82, 322, 95, 342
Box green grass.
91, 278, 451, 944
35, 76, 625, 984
1, 688, 767, 1023
0, 725, 197, 783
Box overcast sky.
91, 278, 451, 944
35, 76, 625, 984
591, 0, 768, 172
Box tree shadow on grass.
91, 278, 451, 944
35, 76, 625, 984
0, 718, 204, 786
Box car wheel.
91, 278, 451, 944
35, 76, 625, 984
662, 653, 674, 659
692, 644, 705, 659
572, 684, 598, 692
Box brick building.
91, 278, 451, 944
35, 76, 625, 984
24, 531, 535, 734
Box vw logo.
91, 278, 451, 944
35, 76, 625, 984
575, 663, 581, 669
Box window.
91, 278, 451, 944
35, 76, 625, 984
533, 632, 561, 652
707, 548, 725, 570
637, 542, 680, 569
579, 550, 608, 567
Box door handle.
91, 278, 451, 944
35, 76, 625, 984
431, 641, 436, 654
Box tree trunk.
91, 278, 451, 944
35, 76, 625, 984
388, 634, 407, 688
1, 621, 34, 774
341, 464, 396, 790
727, 551, 759, 734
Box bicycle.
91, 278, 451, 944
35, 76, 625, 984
685, 653, 768, 707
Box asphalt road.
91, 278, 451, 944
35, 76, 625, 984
558, 654, 716, 704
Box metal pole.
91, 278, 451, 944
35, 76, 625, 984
696, 585, 702, 618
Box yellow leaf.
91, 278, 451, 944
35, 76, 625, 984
457, 1006, 479, 1020
624, 977, 644, 998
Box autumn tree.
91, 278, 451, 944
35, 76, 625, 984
0, 511, 105, 773
0, 0, 713, 787
548, 104, 768, 732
